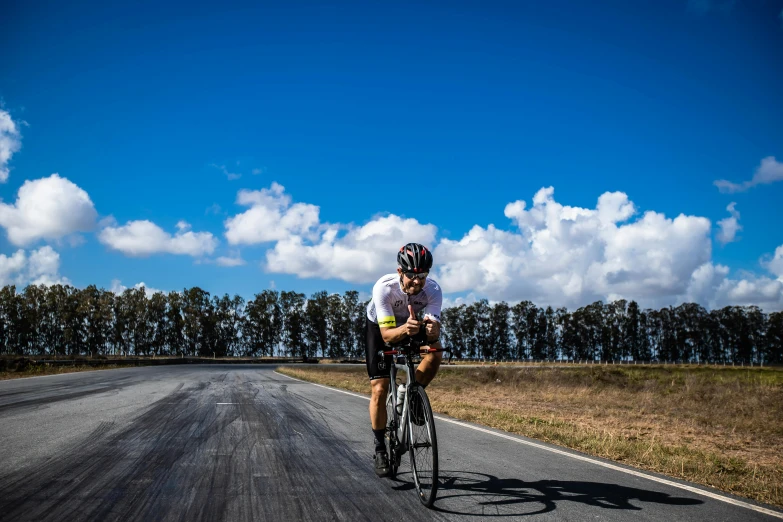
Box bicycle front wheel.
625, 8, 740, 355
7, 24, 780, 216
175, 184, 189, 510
407, 385, 438, 507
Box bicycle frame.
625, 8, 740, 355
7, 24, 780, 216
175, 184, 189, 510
384, 344, 441, 456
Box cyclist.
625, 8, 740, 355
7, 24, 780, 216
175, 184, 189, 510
365, 242, 443, 477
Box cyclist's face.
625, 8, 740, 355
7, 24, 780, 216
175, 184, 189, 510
398, 268, 426, 294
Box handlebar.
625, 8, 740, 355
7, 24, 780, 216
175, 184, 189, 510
383, 347, 446, 356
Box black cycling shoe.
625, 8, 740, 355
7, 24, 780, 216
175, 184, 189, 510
374, 450, 391, 477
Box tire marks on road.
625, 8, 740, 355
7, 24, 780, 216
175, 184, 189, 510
0, 370, 444, 522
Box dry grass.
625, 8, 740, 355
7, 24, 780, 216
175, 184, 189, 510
276, 364, 783, 508
0, 364, 121, 380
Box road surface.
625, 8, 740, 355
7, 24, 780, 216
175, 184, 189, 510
0, 365, 779, 521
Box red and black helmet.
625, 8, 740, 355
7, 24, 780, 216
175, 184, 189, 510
397, 243, 433, 273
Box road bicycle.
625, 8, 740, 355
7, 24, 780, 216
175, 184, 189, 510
383, 338, 445, 508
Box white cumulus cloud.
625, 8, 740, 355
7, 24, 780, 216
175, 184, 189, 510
684, 262, 783, 311
764, 246, 783, 280
223, 181, 783, 310
0, 109, 22, 183
714, 156, 783, 193
435, 187, 715, 310
0, 174, 97, 246
224, 183, 320, 245
265, 214, 437, 283
223, 181, 436, 282
215, 253, 246, 267
0, 246, 69, 287
211, 163, 242, 180
99, 220, 218, 257
716, 202, 741, 245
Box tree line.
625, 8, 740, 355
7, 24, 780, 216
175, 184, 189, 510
0, 284, 781, 364
0, 285, 365, 359
441, 300, 783, 364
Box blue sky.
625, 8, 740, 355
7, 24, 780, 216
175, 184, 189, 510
1, 0, 783, 310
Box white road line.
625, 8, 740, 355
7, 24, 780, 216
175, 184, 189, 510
274, 370, 783, 519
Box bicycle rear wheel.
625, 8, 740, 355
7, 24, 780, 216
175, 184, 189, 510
385, 388, 399, 478
407, 385, 438, 507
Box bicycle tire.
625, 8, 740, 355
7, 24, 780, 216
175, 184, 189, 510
385, 389, 399, 478
407, 385, 438, 507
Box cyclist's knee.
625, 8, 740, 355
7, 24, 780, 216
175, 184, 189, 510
370, 378, 389, 398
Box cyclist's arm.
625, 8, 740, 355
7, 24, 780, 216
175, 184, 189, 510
422, 280, 443, 342
379, 324, 413, 345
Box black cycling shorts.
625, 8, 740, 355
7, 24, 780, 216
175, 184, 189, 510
365, 319, 428, 380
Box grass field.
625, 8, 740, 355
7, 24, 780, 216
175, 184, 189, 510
276, 364, 783, 508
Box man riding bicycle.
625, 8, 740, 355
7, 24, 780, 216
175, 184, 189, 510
365, 242, 443, 477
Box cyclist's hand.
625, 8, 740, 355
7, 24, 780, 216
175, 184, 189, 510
424, 318, 440, 340
405, 305, 420, 336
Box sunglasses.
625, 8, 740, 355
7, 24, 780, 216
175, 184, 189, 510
404, 271, 428, 280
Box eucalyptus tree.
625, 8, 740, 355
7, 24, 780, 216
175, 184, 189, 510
21, 284, 46, 355
531, 307, 548, 360
243, 290, 282, 356
82, 285, 112, 356
166, 291, 186, 356
510, 301, 536, 360
305, 291, 329, 358
544, 306, 558, 360
148, 291, 168, 356
636, 309, 652, 361
325, 292, 350, 358
624, 301, 642, 360
221, 294, 246, 357
440, 305, 463, 358
767, 311, 783, 364
61, 286, 87, 355
182, 287, 210, 357
559, 309, 580, 361
123, 287, 151, 356
489, 301, 511, 360
45, 284, 69, 356
279, 291, 306, 358
353, 298, 371, 358
745, 305, 767, 364
460, 303, 478, 358
341, 290, 361, 358
0, 286, 21, 355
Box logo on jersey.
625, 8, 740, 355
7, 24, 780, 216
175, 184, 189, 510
393, 300, 403, 308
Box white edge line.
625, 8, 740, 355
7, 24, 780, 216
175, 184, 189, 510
273, 370, 783, 519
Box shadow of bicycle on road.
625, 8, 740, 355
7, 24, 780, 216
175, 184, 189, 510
428, 470, 703, 517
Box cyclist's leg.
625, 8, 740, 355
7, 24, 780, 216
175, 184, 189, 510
370, 377, 390, 430
371, 378, 392, 477
366, 318, 392, 430
415, 340, 443, 387
366, 318, 394, 476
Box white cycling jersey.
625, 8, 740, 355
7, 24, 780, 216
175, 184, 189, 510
366, 273, 443, 328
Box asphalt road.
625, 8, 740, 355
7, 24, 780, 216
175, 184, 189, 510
0, 365, 780, 521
